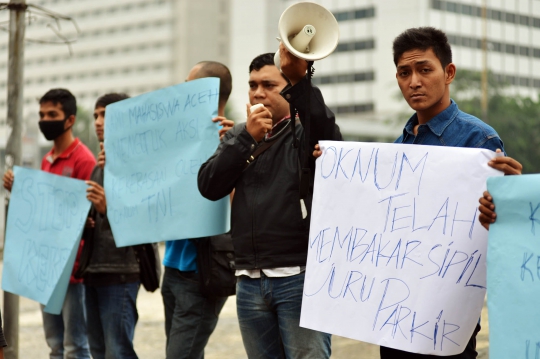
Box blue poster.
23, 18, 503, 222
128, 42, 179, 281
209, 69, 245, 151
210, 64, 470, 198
1, 166, 91, 314
103, 78, 230, 247
487, 174, 540, 359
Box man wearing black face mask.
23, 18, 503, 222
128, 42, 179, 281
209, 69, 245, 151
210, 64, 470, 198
3, 88, 95, 359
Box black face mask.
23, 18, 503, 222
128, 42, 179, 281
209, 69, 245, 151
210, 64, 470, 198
39, 119, 70, 141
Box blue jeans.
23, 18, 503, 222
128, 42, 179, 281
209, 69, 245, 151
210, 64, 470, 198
161, 267, 227, 359
41, 283, 91, 359
85, 282, 140, 359
236, 272, 331, 359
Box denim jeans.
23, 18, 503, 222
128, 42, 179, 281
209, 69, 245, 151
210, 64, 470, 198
161, 267, 227, 359
236, 272, 331, 359
85, 282, 140, 359
41, 283, 91, 359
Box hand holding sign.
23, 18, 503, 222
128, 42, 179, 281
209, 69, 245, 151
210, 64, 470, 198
97, 142, 105, 170
212, 116, 234, 140
477, 150, 522, 230
3, 169, 13, 192
86, 180, 107, 215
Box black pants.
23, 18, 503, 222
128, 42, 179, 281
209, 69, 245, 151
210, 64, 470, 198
380, 323, 481, 359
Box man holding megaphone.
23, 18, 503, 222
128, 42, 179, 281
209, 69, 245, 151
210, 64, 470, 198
198, 44, 342, 358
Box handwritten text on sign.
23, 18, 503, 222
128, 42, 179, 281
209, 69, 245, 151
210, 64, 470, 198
104, 78, 230, 247
300, 142, 502, 355
1, 166, 90, 314
486, 175, 540, 359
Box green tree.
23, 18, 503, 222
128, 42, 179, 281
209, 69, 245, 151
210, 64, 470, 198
73, 106, 99, 157
452, 70, 540, 174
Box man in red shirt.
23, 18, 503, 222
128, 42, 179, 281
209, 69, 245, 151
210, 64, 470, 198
4, 88, 95, 359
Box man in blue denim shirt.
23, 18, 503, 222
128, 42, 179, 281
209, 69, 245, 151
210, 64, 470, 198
393, 32, 501, 152
397, 99, 503, 149
383, 27, 523, 359
314, 26, 522, 358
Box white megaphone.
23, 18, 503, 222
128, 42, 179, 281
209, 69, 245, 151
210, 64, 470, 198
274, 1, 340, 69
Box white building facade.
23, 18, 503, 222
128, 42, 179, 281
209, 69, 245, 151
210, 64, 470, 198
279, 0, 540, 141
0, 0, 538, 158
0, 0, 233, 166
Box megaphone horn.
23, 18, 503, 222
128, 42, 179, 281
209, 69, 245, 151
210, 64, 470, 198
274, 2, 340, 68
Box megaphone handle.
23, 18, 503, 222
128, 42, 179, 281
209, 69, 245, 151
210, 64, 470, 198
307, 61, 315, 79
299, 61, 314, 201
290, 104, 298, 149
302, 61, 314, 169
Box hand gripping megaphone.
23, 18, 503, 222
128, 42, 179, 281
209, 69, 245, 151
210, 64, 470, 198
272, 3, 339, 221
274, 1, 340, 69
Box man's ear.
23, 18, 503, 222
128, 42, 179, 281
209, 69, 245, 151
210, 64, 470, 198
65, 114, 76, 129
445, 63, 456, 85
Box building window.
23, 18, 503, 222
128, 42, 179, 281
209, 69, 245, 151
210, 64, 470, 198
462, 4, 472, 16
505, 44, 515, 54
447, 33, 539, 59
491, 9, 502, 21
447, 2, 458, 13
312, 71, 375, 85
334, 6, 375, 22
505, 13, 515, 23
335, 39, 375, 53
432, 0, 540, 29
491, 73, 540, 89
329, 103, 375, 115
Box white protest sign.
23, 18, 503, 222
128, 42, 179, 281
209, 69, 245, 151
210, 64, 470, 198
300, 141, 502, 355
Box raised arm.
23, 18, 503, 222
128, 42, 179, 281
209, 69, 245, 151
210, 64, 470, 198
278, 44, 341, 173
279, 42, 341, 143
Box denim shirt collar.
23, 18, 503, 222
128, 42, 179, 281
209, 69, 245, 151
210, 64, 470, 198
403, 99, 459, 138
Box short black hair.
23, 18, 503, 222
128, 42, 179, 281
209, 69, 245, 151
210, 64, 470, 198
393, 27, 452, 68
95, 93, 130, 109
39, 88, 77, 118
249, 53, 289, 83
193, 62, 232, 108
249, 53, 275, 73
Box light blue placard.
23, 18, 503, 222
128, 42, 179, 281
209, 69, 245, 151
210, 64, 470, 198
103, 78, 230, 247
487, 174, 540, 359
1, 166, 91, 314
